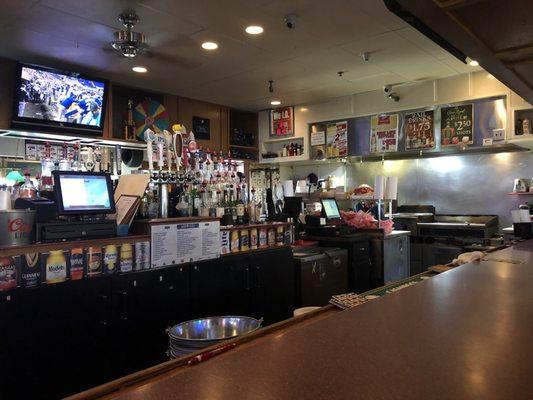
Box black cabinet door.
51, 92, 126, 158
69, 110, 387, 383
189, 259, 228, 318
6, 278, 113, 400
0, 290, 19, 399
111, 271, 154, 376
147, 265, 190, 365
249, 248, 295, 325
220, 254, 252, 316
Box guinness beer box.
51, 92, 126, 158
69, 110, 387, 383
20, 252, 41, 288
103, 244, 119, 275
0, 256, 19, 291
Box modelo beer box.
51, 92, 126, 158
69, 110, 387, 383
20, 253, 41, 288
42, 250, 69, 284
0, 256, 19, 291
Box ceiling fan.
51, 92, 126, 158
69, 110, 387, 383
107, 11, 202, 70
110, 12, 147, 58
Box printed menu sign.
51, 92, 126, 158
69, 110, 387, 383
370, 114, 399, 153
151, 221, 220, 268
326, 121, 348, 158
405, 110, 435, 150
311, 130, 325, 146
441, 104, 473, 146
270, 106, 294, 137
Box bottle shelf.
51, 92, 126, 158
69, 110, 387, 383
263, 136, 304, 143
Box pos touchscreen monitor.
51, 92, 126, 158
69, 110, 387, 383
321, 198, 341, 220
53, 171, 115, 215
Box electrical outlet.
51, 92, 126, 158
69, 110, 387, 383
493, 129, 505, 141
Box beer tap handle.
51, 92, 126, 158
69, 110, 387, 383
143, 128, 156, 171
163, 130, 173, 172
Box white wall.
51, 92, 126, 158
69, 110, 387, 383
258, 71, 533, 161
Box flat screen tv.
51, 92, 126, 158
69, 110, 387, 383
12, 63, 109, 135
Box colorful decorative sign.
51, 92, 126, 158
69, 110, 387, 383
326, 121, 348, 158
404, 110, 435, 150
133, 99, 170, 140
370, 114, 399, 153
440, 104, 473, 146
270, 106, 294, 137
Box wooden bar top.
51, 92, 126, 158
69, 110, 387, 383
72, 240, 533, 400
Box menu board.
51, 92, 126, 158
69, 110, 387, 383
440, 104, 473, 146
370, 114, 399, 153
151, 221, 220, 268
311, 130, 325, 146
270, 106, 294, 137
326, 121, 348, 158
405, 110, 435, 150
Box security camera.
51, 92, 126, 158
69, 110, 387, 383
383, 85, 393, 94
284, 14, 297, 29
388, 93, 400, 102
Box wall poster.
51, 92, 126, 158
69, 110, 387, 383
270, 106, 294, 137
440, 104, 473, 146
326, 121, 348, 158
404, 110, 435, 150
370, 114, 399, 153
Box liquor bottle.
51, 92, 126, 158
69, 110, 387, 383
19, 171, 36, 199
58, 142, 71, 171
40, 142, 55, 193
248, 188, 257, 224
71, 143, 82, 171
282, 145, 287, 157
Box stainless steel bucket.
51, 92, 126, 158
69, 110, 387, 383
0, 210, 35, 247
167, 316, 262, 358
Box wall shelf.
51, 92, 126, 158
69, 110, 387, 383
507, 192, 533, 195
263, 136, 303, 143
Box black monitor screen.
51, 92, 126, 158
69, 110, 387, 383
321, 198, 341, 219
53, 171, 115, 215
13, 63, 108, 133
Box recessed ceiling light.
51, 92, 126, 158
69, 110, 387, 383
245, 25, 264, 35
271, 100, 281, 106
469, 59, 479, 66
201, 41, 218, 50
487, 73, 495, 79
300, 107, 308, 112
132, 66, 147, 73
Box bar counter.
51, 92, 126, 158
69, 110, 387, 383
69, 239, 533, 400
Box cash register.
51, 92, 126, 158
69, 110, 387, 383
305, 198, 355, 236
34, 171, 117, 242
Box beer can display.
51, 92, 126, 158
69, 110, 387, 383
86, 246, 102, 277
276, 225, 284, 246
0, 256, 19, 291
119, 243, 134, 273
69, 248, 85, 280
259, 228, 268, 248
250, 228, 258, 250
284, 225, 292, 245
134, 241, 150, 270
230, 230, 240, 253
220, 230, 230, 255
240, 229, 249, 252
103, 245, 118, 275
43, 250, 68, 284
20, 253, 41, 288
267, 228, 276, 247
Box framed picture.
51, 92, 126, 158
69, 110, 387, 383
270, 106, 294, 137
440, 104, 473, 146
192, 116, 210, 140
370, 114, 399, 153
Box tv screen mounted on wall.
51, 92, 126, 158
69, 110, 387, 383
11, 62, 109, 135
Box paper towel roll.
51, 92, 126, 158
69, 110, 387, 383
385, 176, 398, 200
282, 180, 295, 197
373, 176, 386, 200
